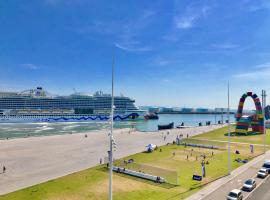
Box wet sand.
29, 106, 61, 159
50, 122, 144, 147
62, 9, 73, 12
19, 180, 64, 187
0, 124, 225, 195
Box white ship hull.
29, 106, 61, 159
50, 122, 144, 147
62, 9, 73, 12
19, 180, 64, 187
0, 112, 145, 123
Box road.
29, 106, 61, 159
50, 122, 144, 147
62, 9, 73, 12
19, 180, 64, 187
202, 157, 266, 200
247, 176, 270, 200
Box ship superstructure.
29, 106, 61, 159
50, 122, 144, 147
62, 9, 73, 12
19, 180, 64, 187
0, 87, 145, 122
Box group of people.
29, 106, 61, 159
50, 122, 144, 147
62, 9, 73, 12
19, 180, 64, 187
161, 131, 171, 141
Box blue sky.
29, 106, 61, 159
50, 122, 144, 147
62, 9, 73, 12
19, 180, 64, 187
0, 0, 270, 109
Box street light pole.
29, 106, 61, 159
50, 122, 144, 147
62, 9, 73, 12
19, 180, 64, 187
108, 55, 115, 200
227, 82, 231, 175
262, 90, 267, 155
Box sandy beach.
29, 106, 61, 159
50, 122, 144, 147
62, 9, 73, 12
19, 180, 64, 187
0, 124, 225, 195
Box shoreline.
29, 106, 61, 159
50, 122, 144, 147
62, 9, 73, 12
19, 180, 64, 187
0, 123, 224, 141
0, 124, 225, 195
0, 127, 131, 141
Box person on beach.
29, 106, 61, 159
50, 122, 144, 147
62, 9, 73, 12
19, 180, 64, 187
3, 166, 6, 173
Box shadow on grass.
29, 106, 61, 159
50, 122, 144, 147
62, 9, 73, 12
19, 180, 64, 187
224, 131, 263, 137
97, 166, 178, 189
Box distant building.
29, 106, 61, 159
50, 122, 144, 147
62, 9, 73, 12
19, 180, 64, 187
181, 108, 193, 113
160, 107, 174, 112
196, 108, 209, 113
148, 107, 160, 113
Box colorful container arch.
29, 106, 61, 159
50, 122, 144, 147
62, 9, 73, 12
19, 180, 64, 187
235, 92, 264, 134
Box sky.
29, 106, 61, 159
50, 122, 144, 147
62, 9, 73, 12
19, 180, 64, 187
0, 0, 270, 109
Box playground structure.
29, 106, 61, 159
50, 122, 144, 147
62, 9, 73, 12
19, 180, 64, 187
235, 92, 264, 134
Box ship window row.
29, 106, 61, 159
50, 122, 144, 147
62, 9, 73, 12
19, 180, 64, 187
0, 103, 133, 107
0, 102, 133, 105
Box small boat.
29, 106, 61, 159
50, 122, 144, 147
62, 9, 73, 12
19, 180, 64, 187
158, 122, 174, 130
144, 113, 159, 120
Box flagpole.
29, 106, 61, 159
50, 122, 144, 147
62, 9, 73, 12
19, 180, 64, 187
227, 82, 231, 175
109, 54, 115, 200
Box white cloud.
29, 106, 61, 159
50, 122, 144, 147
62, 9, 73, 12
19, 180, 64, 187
174, 5, 210, 30
115, 43, 151, 52
20, 63, 39, 70
234, 62, 270, 79
175, 16, 196, 29
77, 10, 155, 53
242, 0, 270, 12
115, 10, 155, 52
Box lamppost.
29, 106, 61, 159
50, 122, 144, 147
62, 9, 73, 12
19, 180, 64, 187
227, 82, 231, 175
262, 90, 267, 155
108, 56, 115, 200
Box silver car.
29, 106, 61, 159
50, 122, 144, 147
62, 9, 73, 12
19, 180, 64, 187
257, 168, 268, 178
227, 189, 243, 200
242, 179, 256, 192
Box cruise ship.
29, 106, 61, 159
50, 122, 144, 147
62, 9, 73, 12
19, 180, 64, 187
0, 87, 146, 123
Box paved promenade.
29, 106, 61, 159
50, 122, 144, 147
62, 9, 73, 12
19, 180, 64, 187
0, 124, 223, 195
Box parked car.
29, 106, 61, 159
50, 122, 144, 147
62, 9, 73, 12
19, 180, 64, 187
227, 189, 243, 200
262, 160, 270, 173
242, 178, 256, 192
257, 168, 268, 178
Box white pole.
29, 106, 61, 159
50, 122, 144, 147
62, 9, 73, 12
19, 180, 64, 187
109, 55, 115, 200
263, 90, 267, 153
227, 82, 231, 175
262, 90, 267, 155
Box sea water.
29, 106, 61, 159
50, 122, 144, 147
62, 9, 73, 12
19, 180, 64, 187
0, 114, 234, 139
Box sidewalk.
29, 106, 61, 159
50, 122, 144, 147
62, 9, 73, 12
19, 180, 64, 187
187, 150, 270, 200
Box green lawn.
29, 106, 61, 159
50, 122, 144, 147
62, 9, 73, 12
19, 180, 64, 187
0, 127, 267, 200
193, 126, 270, 145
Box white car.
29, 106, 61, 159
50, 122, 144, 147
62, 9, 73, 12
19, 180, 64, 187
242, 178, 256, 192
257, 168, 268, 178
227, 189, 243, 200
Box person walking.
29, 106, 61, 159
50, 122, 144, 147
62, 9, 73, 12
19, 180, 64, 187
3, 166, 6, 173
